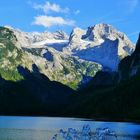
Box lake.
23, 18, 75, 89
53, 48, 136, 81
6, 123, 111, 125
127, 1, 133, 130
0, 116, 140, 140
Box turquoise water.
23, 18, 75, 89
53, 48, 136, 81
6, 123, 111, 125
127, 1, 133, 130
0, 116, 140, 140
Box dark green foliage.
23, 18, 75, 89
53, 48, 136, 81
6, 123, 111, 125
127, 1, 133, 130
22, 48, 43, 56
0, 26, 140, 122
119, 34, 140, 81
0, 65, 74, 116
65, 34, 140, 121
0, 27, 17, 41
67, 72, 140, 121
62, 65, 70, 75
0, 68, 23, 81
0, 27, 24, 81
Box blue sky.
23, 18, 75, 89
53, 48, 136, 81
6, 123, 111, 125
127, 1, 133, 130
0, 0, 139, 43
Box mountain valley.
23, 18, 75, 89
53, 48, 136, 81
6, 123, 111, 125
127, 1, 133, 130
0, 24, 140, 121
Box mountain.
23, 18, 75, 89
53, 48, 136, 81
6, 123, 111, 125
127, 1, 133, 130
119, 34, 140, 81
64, 24, 134, 71
67, 35, 140, 121
0, 65, 74, 116
0, 24, 134, 90
0, 24, 140, 121
0, 27, 74, 116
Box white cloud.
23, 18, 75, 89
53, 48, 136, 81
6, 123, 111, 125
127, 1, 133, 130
33, 15, 75, 28
33, 1, 69, 14
32, 1, 76, 28
74, 10, 80, 15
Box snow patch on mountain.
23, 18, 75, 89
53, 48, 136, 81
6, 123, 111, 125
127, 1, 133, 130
8, 23, 135, 73
63, 24, 135, 71
31, 39, 69, 51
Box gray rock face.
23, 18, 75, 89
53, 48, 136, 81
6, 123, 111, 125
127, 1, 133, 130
64, 24, 135, 71
2, 24, 135, 89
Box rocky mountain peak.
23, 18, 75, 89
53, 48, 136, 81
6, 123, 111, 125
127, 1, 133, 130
81, 23, 127, 42
53, 30, 69, 40
0, 24, 136, 89
0, 26, 17, 43
69, 27, 86, 43
64, 24, 135, 71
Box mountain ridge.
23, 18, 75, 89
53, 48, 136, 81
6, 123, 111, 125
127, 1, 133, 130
0, 23, 135, 89
0, 24, 140, 121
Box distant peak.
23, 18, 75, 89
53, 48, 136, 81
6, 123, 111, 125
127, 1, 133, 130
69, 23, 118, 42
69, 27, 86, 43
92, 23, 116, 32
4, 25, 14, 30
